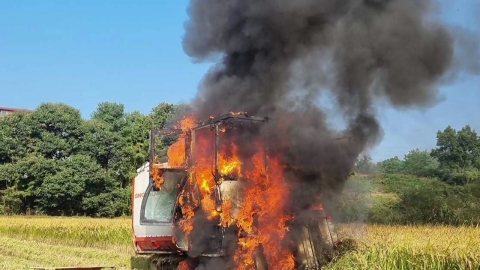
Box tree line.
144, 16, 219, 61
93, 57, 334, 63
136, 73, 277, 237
348, 125, 480, 225
0, 102, 186, 216
356, 124, 480, 185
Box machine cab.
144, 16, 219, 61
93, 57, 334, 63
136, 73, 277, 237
132, 126, 188, 255
132, 162, 186, 254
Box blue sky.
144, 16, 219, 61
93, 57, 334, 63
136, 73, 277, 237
1, 1, 479, 162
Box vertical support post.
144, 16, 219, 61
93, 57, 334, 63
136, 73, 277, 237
190, 129, 196, 184
148, 129, 156, 182
185, 130, 191, 167
214, 124, 219, 184
214, 123, 223, 213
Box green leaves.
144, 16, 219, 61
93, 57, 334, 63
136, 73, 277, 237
34, 154, 119, 216
377, 156, 404, 174
403, 149, 439, 177
149, 102, 175, 129
431, 125, 480, 173
0, 101, 186, 217
0, 111, 39, 163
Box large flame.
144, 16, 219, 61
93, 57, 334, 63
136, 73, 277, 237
232, 143, 295, 270
152, 116, 196, 189
158, 114, 296, 269
167, 115, 196, 167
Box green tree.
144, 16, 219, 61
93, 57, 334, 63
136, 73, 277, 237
377, 156, 404, 174
0, 154, 58, 213
0, 101, 190, 217
457, 125, 480, 171
35, 155, 118, 216
80, 120, 120, 171
431, 125, 480, 173
31, 103, 84, 159
122, 111, 153, 171
91, 102, 126, 132
150, 102, 175, 128
431, 126, 461, 171
0, 111, 40, 163
84, 102, 142, 187
403, 149, 439, 177
81, 186, 130, 217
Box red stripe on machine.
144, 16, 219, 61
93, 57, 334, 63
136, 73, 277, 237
134, 236, 176, 251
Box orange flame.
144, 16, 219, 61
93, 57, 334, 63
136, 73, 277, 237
219, 142, 242, 177
151, 159, 164, 189
167, 116, 196, 167
175, 115, 196, 131
232, 144, 295, 270
167, 136, 186, 167
160, 115, 295, 269
178, 259, 194, 270
177, 170, 198, 234
151, 116, 196, 189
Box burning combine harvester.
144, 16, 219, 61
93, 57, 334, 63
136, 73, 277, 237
132, 112, 339, 270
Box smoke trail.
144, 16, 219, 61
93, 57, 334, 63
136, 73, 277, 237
180, 0, 479, 267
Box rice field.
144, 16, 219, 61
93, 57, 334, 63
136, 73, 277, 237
326, 223, 480, 270
0, 216, 132, 270
0, 216, 479, 270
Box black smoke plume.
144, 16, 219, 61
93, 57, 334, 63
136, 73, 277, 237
182, 0, 478, 197
179, 0, 479, 267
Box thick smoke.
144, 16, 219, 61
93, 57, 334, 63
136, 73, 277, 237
180, 0, 479, 266
182, 0, 478, 198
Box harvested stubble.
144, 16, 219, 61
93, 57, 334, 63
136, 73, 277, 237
326, 223, 480, 270
0, 216, 132, 253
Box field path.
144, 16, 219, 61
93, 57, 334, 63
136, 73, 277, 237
0, 236, 132, 270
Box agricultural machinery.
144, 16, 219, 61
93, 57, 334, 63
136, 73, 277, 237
131, 112, 339, 270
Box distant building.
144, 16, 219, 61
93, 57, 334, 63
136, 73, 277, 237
0, 106, 33, 116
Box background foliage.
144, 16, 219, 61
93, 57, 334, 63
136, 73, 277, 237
338, 125, 480, 225
0, 102, 185, 217
1, 102, 479, 225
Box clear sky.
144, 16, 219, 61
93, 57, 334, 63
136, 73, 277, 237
1, 1, 479, 162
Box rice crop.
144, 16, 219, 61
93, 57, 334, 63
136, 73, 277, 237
1, 216, 479, 269
0, 216, 132, 253
0, 236, 132, 269
326, 223, 480, 270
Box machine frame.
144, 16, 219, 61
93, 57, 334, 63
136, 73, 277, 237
131, 112, 340, 269
135, 112, 270, 257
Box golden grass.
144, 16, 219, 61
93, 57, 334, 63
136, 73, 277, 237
1, 216, 479, 269
0, 236, 131, 270
0, 216, 132, 253
326, 223, 480, 270
0, 216, 133, 269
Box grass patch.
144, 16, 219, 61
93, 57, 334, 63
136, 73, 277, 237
0, 236, 131, 269
326, 223, 480, 270
0, 216, 131, 253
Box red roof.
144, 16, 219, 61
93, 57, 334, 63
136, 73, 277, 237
0, 106, 33, 112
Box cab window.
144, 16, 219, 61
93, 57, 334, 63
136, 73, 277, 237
141, 171, 184, 224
